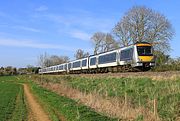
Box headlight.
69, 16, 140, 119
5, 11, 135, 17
138, 58, 142, 62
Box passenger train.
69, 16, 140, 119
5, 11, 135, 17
39, 42, 155, 74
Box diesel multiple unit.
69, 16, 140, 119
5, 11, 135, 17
39, 42, 155, 74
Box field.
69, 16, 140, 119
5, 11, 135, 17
0, 72, 179, 121
0, 76, 27, 121
31, 72, 180, 121
30, 81, 117, 121
0, 76, 118, 121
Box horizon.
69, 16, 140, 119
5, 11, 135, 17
0, 0, 180, 68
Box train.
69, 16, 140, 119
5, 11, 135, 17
39, 42, 155, 74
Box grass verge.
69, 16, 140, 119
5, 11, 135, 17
29, 81, 118, 121
31, 75, 180, 120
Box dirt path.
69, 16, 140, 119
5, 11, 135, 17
23, 84, 51, 121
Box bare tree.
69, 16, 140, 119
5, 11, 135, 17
113, 6, 174, 53
49, 55, 70, 66
91, 32, 119, 54
91, 32, 106, 54
38, 52, 49, 68
104, 33, 119, 52
38, 52, 69, 67
74, 49, 89, 59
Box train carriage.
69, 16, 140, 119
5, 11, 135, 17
98, 50, 118, 68
56, 64, 64, 73
71, 59, 81, 73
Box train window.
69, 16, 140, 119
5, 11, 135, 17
68, 63, 71, 69
59, 65, 63, 70
90, 57, 96, 65
120, 48, 133, 61
137, 46, 152, 56
73, 61, 81, 68
82, 59, 87, 67
98, 52, 117, 64
64, 64, 67, 70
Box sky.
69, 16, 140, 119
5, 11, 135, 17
0, 0, 180, 68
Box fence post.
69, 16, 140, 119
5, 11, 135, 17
153, 98, 158, 120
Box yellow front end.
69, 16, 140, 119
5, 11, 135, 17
136, 43, 154, 62
138, 56, 154, 62
135, 42, 155, 69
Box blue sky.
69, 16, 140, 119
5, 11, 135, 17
0, 0, 179, 67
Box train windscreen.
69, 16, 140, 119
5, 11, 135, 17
137, 46, 153, 56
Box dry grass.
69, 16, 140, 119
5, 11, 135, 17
30, 71, 180, 120
77, 71, 180, 81
33, 80, 158, 121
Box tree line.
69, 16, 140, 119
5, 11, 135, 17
38, 6, 177, 71
0, 65, 39, 76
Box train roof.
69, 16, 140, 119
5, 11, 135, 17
135, 42, 152, 46
92, 42, 152, 56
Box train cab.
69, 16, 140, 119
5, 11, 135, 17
134, 42, 155, 70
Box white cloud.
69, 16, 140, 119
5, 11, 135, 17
36, 12, 116, 32
68, 30, 91, 41
31, 10, 118, 41
13, 26, 41, 33
0, 38, 75, 51
35, 5, 48, 12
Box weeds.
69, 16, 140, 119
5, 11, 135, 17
30, 81, 118, 121
31, 75, 180, 120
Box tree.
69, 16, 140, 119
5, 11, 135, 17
49, 55, 70, 66
91, 32, 119, 54
104, 33, 119, 52
38, 52, 49, 68
154, 51, 170, 66
113, 6, 174, 53
12, 67, 17, 75
3, 66, 17, 75
38, 52, 70, 67
91, 32, 105, 54
27, 65, 34, 73
74, 49, 89, 59
0, 67, 4, 76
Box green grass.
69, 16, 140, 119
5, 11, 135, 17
0, 76, 17, 82
0, 76, 27, 121
29, 81, 118, 121
32, 75, 180, 120
10, 84, 27, 121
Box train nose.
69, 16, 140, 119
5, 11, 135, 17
138, 56, 154, 62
